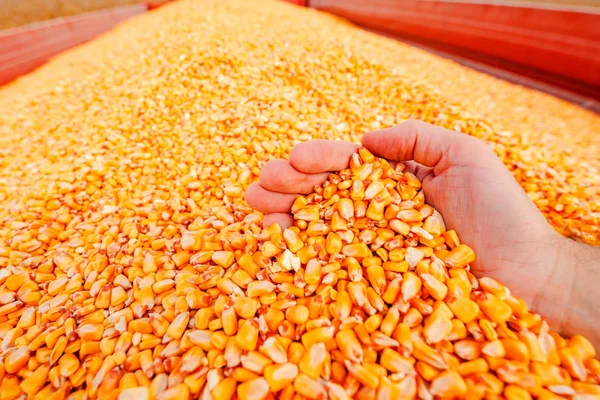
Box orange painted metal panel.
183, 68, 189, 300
310, 0, 600, 99
0, 4, 147, 86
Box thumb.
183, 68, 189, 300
361, 120, 482, 176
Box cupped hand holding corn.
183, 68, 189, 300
247, 120, 600, 350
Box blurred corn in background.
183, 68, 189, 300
0, 0, 599, 398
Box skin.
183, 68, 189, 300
246, 120, 600, 349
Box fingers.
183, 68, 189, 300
290, 140, 359, 174
362, 120, 482, 175
245, 182, 296, 229
249, 140, 359, 229
260, 160, 329, 194
245, 183, 299, 213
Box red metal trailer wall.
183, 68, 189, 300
0, 4, 147, 86
2, 0, 599, 100
308, 0, 600, 99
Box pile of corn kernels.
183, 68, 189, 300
0, 0, 598, 399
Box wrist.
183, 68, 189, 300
528, 237, 576, 332
531, 237, 600, 348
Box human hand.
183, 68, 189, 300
246, 120, 599, 347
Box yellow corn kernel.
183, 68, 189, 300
421, 273, 448, 301
294, 206, 320, 222
345, 361, 380, 389
568, 335, 596, 360
335, 330, 363, 364
443, 230, 461, 249
20, 365, 50, 395
301, 326, 335, 349
482, 340, 506, 358
236, 319, 259, 352
458, 358, 489, 376
401, 271, 422, 301
342, 243, 371, 259
416, 361, 441, 381
446, 295, 479, 324
293, 373, 328, 399
475, 291, 513, 323
296, 245, 320, 265
247, 281, 276, 298
166, 312, 189, 340
291, 196, 308, 213
285, 305, 309, 325
236, 377, 269, 400
413, 340, 448, 370
504, 384, 533, 400
444, 244, 475, 268
264, 363, 298, 392
232, 298, 260, 320
299, 343, 327, 379
258, 337, 287, 364
240, 351, 272, 374
430, 370, 468, 397
530, 362, 570, 386
559, 347, 588, 381
379, 347, 413, 375
423, 313, 453, 344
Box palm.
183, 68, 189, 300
420, 149, 560, 305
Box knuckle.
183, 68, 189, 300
290, 142, 309, 165
291, 139, 331, 173
260, 159, 285, 183
244, 183, 260, 207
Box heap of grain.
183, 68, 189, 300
0, 0, 598, 399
